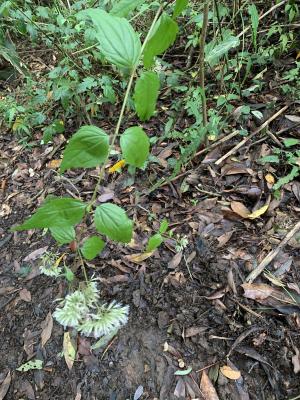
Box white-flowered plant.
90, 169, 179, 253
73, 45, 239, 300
39, 251, 62, 277
53, 281, 129, 338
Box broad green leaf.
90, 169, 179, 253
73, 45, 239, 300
94, 203, 133, 243
173, 0, 188, 18
248, 4, 259, 50
206, 36, 240, 66
146, 233, 163, 252
159, 219, 169, 234
60, 125, 109, 173
120, 126, 150, 167
16, 360, 43, 372
80, 236, 105, 260
80, 9, 141, 69
13, 197, 86, 231
110, 0, 144, 18
50, 226, 76, 244
134, 71, 160, 121
143, 13, 178, 68
283, 138, 300, 148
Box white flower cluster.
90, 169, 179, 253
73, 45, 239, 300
39, 251, 62, 277
53, 281, 129, 338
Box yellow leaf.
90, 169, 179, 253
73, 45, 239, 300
125, 251, 154, 264
12, 118, 23, 132
220, 365, 241, 380
265, 173, 275, 185
63, 332, 76, 370
47, 159, 61, 169
108, 159, 126, 173
296, 51, 300, 60
247, 203, 269, 219
54, 253, 65, 268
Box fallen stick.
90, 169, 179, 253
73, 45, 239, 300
215, 104, 289, 166
246, 220, 300, 283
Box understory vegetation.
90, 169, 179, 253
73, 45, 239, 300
1, 0, 300, 397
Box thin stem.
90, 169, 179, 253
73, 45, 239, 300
199, 1, 209, 128
89, 6, 163, 207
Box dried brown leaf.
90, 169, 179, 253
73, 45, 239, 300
185, 326, 207, 338
241, 283, 274, 300
200, 370, 219, 400
41, 312, 53, 347
220, 365, 241, 380
125, 251, 154, 264
292, 348, 300, 373
23, 246, 48, 261
0, 371, 11, 400
231, 201, 250, 218
168, 252, 182, 269
19, 288, 31, 302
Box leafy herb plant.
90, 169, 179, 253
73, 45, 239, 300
12, 1, 187, 341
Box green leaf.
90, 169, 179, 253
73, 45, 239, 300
283, 138, 300, 148
94, 203, 133, 243
174, 366, 193, 376
120, 126, 150, 167
159, 219, 169, 234
143, 13, 178, 68
248, 4, 259, 50
273, 166, 300, 190
206, 36, 240, 66
60, 125, 109, 173
13, 197, 86, 231
173, 0, 188, 18
110, 0, 144, 18
50, 226, 76, 244
259, 155, 280, 164
17, 360, 43, 372
81, 236, 105, 260
134, 71, 160, 121
146, 233, 163, 252
80, 9, 141, 69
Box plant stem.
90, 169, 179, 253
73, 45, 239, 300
89, 6, 163, 207
199, 1, 209, 129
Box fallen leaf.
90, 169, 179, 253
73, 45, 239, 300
220, 365, 241, 380
217, 231, 234, 247
23, 246, 48, 262
19, 288, 31, 302
241, 283, 274, 300
168, 251, 183, 269
133, 385, 144, 400
265, 173, 275, 185
47, 159, 61, 169
174, 377, 186, 397
99, 275, 129, 284
124, 251, 154, 264
200, 370, 219, 400
41, 312, 53, 347
0, 371, 11, 400
185, 326, 207, 338
17, 360, 43, 372
231, 201, 250, 218
108, 159, 125, 173
63, 332, 76, 370
247, 203, 269, 219
292, 348, 300, 373
0, 204, 11, 217
174, 366, 192, 376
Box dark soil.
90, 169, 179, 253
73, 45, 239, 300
1, 117, 300, 400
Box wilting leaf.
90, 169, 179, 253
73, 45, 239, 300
231, 201, 250, 218
247, 203, 269, 219
125, 251, 154, 263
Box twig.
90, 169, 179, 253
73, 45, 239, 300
215, 104, 289, 165
246, 221, 300, 283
